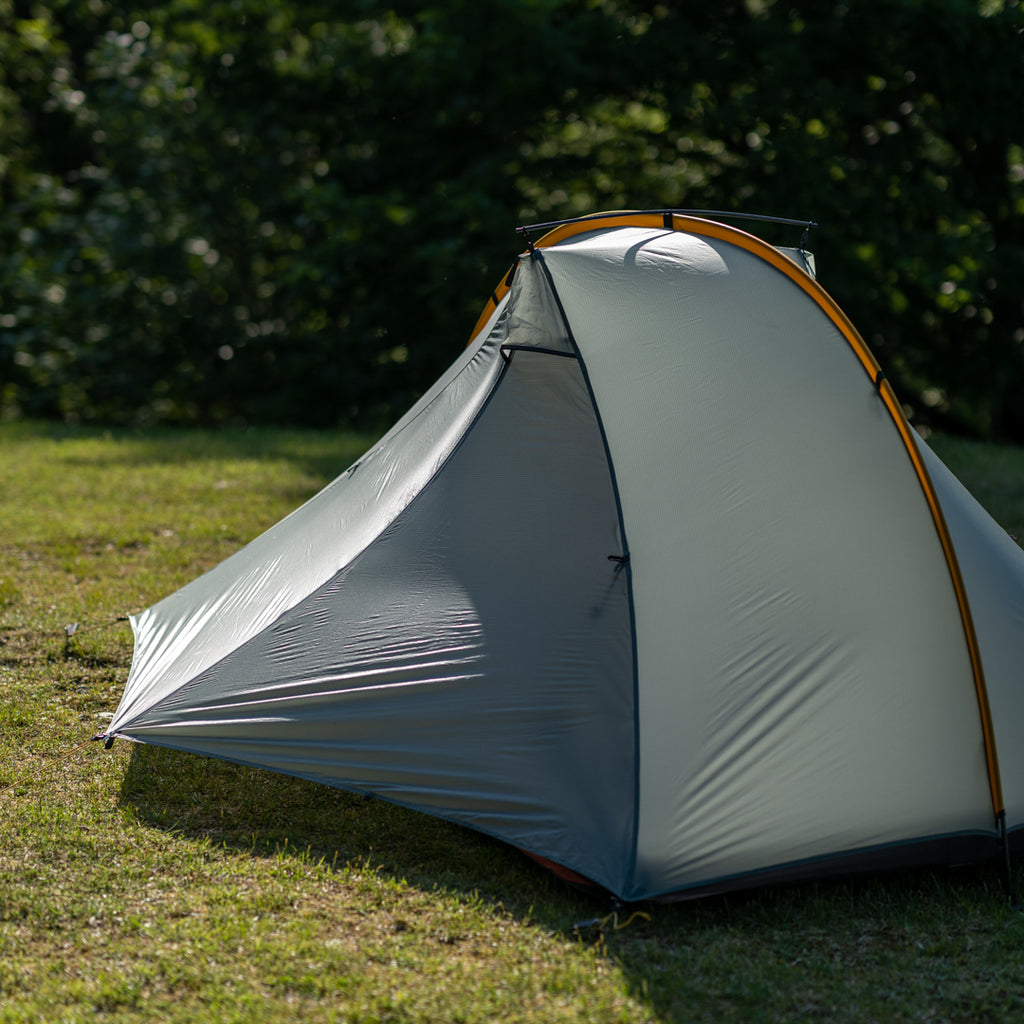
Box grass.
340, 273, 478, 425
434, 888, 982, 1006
2, 420, 1024, 1023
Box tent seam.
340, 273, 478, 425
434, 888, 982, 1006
529, 246, 643, 901
641, 827, 1000, 903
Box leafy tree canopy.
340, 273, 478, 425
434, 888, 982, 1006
2, 0, 1022, 439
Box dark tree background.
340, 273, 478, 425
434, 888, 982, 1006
2, 0, 1022, 439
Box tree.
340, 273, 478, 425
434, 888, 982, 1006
2, 0, 1022, 439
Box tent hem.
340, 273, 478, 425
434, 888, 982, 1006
637, 830, 1001, 903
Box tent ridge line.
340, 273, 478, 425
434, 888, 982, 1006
470, 211, 819, 349
518, 209, 818, 235
529, 247, 643, 898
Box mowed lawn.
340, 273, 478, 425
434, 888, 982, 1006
2, 420, 1024, 1023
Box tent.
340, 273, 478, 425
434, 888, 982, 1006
102, 211, 1024, 903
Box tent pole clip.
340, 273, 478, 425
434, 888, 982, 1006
516, 225, 537, 254
607, 553, 630, 576
873, 369, 886, 395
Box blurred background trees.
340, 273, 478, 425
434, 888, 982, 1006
2, 0, 1022, 439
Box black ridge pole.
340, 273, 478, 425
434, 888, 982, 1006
517, 209, 818, 235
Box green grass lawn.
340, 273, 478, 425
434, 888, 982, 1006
3, 420, 1024, 1023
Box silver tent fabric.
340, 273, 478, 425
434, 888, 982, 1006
107, 216, 1023, 901
914, 433, 1024, 829
539, 226, 994, 897
109, 255, 636, 894
111, 321, 507, 732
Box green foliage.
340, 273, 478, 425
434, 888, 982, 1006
1, 1, 1023, 438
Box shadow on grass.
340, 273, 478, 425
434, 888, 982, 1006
115, 742, 1024, 1021
10, 420, 376, 488
117, 742, 603, 929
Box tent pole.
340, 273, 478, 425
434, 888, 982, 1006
998, 810, 1020, 908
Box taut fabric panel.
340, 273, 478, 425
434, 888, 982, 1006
542, 226, 994, 898
110, 325, 506, 734
113, 350, 636, 894
501, 257, 573, 354
915, 434, 1024, 828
